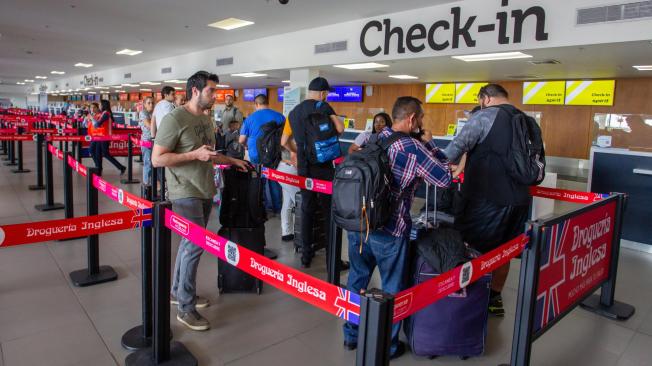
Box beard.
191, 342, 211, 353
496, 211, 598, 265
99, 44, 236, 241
197, 95, 215, 111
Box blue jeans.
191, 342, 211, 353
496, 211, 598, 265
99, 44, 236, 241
171, 198, 212, 312
141, 146, 152, 184
343, 230, 409, 355
263, 177, 282, 213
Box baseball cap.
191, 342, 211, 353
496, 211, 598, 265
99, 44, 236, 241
308, 77, 331, 91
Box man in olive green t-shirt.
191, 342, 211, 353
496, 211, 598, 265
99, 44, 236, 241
153, 71, 247, 331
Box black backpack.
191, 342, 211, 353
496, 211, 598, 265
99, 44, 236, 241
220, 165, 267, 228
498, 105, 546, 186
257, 121, 284, 168
303, 101, 341, 164
332, 132, 407, 232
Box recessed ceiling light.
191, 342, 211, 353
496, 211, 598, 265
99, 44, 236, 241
121, 83, 139, 87
633, 65, 652, 71
388, 74, 418, 80
74, 62, 93, 68
51, 71, 65, 75
87, 91, 96, 94
111, 85, 122, 88
174, 87, 183, 90
164, 79, 186, 84
208, 18, 255, 30
16, 82, 25, 85
452, 51, 532, 62
35, 76, 47, 79
334, 62, 389, 70
116, 49, 143, 56
216, 84, 231, 88
140, 81, 161, 85
282, 80, 290, 83
24, 79, 34, 82
96, 86, 109, 90
231, 72, 267, 78
140, 88, 152, 91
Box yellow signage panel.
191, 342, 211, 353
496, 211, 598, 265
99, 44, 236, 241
446, 124, 457, 136
425, 83, 455, 103
454, 83, 488, 104
565, 80, 615, 106
522, 81, 566, 105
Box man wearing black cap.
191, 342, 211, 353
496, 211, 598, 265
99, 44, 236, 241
281, 77, 344, 267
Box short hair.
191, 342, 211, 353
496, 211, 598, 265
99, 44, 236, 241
161, 86, 175, 98
91, 102, 100, 109
143, 96, 154, 103
254, 94, 268, 106
186, 71, 219, 98
478, 83, 508, 99
391, 96, 423, 121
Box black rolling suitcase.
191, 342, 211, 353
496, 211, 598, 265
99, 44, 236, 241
217, 226, 265, 295
292, 191, 327, 253
219, 165, 267, 228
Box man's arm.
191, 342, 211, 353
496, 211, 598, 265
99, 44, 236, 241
442, 110, 495, 163
331, 115, 345, 134
281, 133, 297, 153
151, 144, 215, 168
238, 134, 247, 145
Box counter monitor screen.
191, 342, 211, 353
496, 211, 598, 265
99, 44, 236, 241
277, 87, 284, 102
327, 86, 363, 103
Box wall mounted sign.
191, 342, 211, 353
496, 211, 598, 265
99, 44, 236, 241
565, 80, 615, 106
523, 81, 566, 105
425, 83, 456, 103
455, 82, 487, 104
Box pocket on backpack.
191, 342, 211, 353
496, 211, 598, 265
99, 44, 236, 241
314, 135, 341, 163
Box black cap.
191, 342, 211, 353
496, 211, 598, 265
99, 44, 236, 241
308, 77, 330, 91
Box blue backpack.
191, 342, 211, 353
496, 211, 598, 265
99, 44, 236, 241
303, 101, 341, 164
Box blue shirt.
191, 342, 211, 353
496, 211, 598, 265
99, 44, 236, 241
241, 108, 285, 163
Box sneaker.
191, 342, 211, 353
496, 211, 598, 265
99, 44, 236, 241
343, 341, 357, 351
281, 234, 295, 242
176, 310, 210, 331
170, 295, 210, 309
390, 341, 406, 360
120, 167, 127, 176
489, 294, 505, 317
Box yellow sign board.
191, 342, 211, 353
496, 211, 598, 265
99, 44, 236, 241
425, 83, 455, 103
454, 83, 488, 104
446, 124, 457, 136
565, 80, 615, 106
343, 118, 356, 129
522, 81, 566, 105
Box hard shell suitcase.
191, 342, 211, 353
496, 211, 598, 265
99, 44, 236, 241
217, 226, 265, 295
292, 191, 326, 253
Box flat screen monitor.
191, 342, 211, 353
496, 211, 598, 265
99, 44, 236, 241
277, 87, 284, 102
327, 86, 363, 103
243, 88, 267, 102
113, 112, 125, 124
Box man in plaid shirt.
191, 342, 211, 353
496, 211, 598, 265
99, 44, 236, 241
343, 96, 453, 359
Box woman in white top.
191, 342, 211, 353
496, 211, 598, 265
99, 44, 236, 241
347, 112, 392, 154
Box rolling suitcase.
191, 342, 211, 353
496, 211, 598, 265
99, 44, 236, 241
292, 191, 327, 253
217, 226, 265, 295
219, 165, 267, 228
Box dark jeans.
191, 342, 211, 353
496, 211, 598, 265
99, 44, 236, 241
263, 177, 282, 213
299, 189, 331, 264
343, 230, 409, 355
91, 141, 125, 173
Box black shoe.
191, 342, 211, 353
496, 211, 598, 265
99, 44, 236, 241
343, 341, 357, 351
301, 259, 311, 268
390, 341, 406, 360
489, 294, 505, 317
282, 234, 295, 242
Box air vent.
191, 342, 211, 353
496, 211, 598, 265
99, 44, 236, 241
528, 59, 561, 65
124, 73, 132, 79
216, 57, 234, 66
161, 67, 172, 74
577, 1, 652, 24
314, 40, 348, 54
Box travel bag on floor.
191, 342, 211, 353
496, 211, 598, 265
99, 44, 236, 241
292, 191, 326, 253
217, 226, 265, 295
219, 165, 267, 228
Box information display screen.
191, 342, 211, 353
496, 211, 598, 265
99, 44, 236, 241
278, 87, 284, 102
243, 88, 268, 102
327, 86, 363, 103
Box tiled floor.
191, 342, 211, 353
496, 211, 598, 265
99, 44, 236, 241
1, 143, 651, 366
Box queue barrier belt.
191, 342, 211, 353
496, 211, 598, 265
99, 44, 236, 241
67, 155, 88, 177
261, 167, 333, 194
0, 209, 151, 247
529, 186, 608, 204
92, 174, 153, 210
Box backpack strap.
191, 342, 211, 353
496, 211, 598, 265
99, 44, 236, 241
378, 131, 409, 151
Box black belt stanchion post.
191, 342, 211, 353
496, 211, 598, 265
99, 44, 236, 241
580, 193, 635, 319
3, 139, 17, 165
122, 185, 155, 350
327, 207, 343, 286
126, 201, 197, 366
121, 133, 140, 184
69, 167, 118, 286
11, 128, 30, 173
62, 150, 74, 219
35, 142, 65, 211
356, 289, 393, 366
29, 133, 46, 190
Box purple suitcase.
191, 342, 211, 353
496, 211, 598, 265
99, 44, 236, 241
405, 255, 491, 359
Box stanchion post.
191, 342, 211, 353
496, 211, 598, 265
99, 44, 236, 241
34, 142, 65, 211
29, 133, 46, 190
327, 206, 343, 286
4, 140, 17, 166
125, 201, 197, 366
69, 167, 118, 287
121, 133, 140, 184
0, 140, 7, 155
356, 289, 393, 366
122, 185, 155, 351
63, 150, 74, 219
11, 132, 31, 173
579, 193, 635, 320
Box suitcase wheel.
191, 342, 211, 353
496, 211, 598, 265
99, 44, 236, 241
256, 279, 263, 295
217, 274, 224, 294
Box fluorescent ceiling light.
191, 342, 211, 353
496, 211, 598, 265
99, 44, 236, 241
282, 80, 290, 83
452, 51, 532, 62
24, 79, 34, 82
88, 92, 96, 94
35, 76, 47, 79
333, 62, 389, 70
389, 74, 418, 80
16, 82, 25, 85
208, 18, 254, 30
116, 49, 142, 56
111, 85, 122, 88
140, 81, 161, 85
231, 72, 267, 78
633, 65, 652, 71
121, 83, 139, 87
216, 84, 231, 88
31, 92, 39, 95
164, 79, 186, 83
51, 71, 65, 75
140, 88, 152, 91
174, 87, 183, 90
96, 86, 109, 90
74, 63, 93, 68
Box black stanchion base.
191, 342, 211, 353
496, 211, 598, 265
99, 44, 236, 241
264, 248, 278, 260
34, 203, 65, 211
580, 294, 635, 321
69, 265, 118, 287
11, 168, 31, 173
121, 178, 141, 185
125, 341, 197, 366
28, 185, 46, 190
122, 325, 152, 351
3, 162, 18, 166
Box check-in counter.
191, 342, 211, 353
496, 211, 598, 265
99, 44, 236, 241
589, 147, 652, 246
